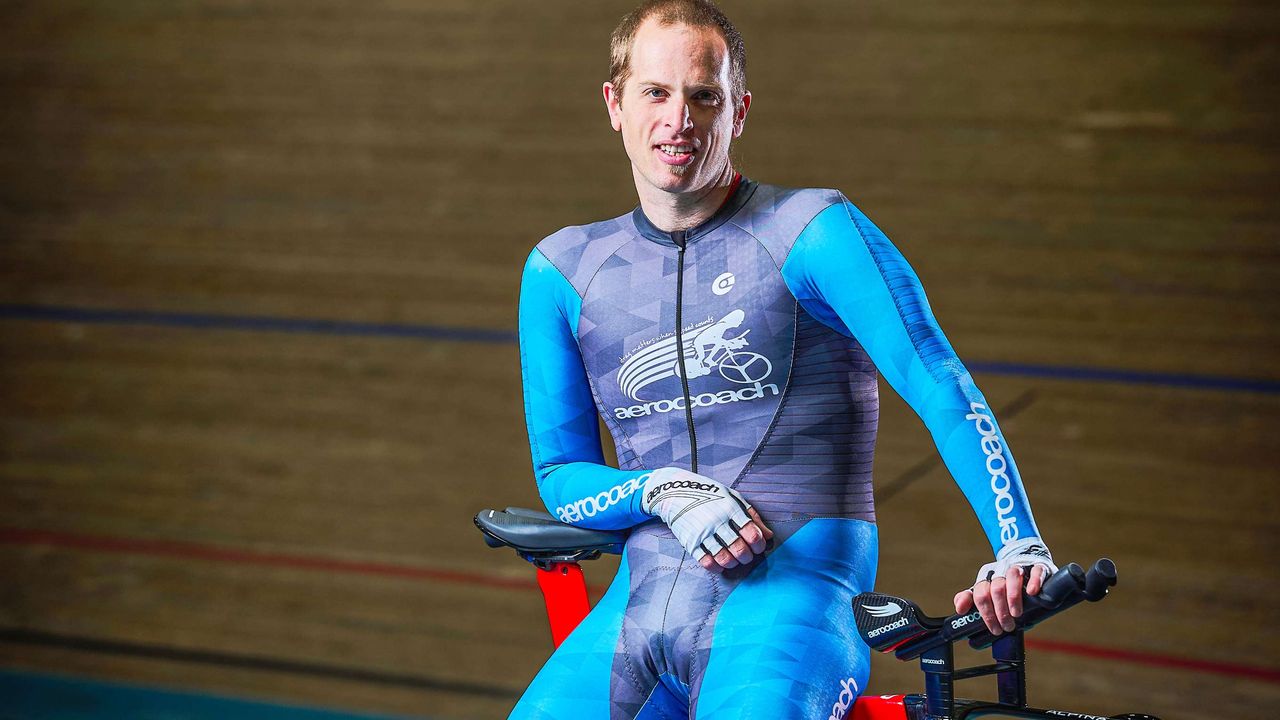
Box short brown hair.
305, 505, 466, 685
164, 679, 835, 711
609, 0, 747, 104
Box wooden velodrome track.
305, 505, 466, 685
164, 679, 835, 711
1, 1, 1277, 718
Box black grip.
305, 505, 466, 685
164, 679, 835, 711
1032, 563, 1085, 609
1082, 558, 1117, 601
966, 563, 1086, 650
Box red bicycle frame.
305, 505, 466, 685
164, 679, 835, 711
536, 562, 591, 648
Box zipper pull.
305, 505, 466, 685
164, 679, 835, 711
671, 230, 687, 250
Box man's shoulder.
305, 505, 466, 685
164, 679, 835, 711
748, 182, 846, 212
535, 210, 633, 254
735, 182, 850, 262
529, 209, 638, 296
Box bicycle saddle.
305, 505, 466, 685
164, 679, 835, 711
474, 507, 626, 564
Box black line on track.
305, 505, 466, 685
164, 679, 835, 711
877, 388, 1038, 505
0, 628, 522, 700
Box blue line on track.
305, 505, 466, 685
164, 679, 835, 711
0, 669, 431, 720
3, 302, 1276, 395
966, 360, 1280, 395
0, 303, 517, 345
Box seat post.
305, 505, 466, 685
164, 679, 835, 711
535, 561, 591, 647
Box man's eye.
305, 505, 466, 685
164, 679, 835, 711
645, 88, 667, 98
695, 92, 721, 104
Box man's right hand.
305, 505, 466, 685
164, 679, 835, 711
641, 468, 773, 572
952, 538, 1057, 635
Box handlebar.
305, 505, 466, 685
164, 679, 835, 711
964, 559, 1108, 650
853, 558, 1117, 660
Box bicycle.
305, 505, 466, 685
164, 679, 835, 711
474, 506, 1160, 720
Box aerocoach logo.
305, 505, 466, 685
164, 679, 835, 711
827, 677, 859, 720
554, 474, 647, 524
866, 617, 910, 639
966, 402, 1020, 546
860, 601, 902, 618
613, 309, 779, 419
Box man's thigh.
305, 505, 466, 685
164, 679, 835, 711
691, 599, 870, 719
691, 518, 877, 719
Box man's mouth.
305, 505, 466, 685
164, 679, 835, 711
655, 143, 695, 166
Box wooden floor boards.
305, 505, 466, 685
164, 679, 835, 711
1, 2, 1277, 718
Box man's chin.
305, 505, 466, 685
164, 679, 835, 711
632, 161, 709, 196
649, 165, 696, 192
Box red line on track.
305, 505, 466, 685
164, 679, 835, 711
1025, 637, 1280, 684
0, 527, 534, 592
3, 526, 1276, 684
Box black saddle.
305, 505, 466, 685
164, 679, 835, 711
473, 507, 626, 567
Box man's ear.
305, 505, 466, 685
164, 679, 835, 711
732, 91, 752, 137
603, 82, 623, 132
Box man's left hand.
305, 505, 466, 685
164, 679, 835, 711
952, 538, 1056, 635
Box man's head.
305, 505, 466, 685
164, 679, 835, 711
603, 0, 751, 196
609, 0, 746, 105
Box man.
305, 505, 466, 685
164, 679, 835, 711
515, 1, 1055, 717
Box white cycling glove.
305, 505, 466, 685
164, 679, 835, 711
974, 537, 1057, 587
640, 467, 754, 561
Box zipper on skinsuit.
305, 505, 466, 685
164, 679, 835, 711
671, 229, 699, 473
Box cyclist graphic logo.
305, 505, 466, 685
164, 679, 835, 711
675, 309, 773, 384
617, 309, 774, 402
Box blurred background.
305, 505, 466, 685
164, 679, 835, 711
1, 1, 1277, 718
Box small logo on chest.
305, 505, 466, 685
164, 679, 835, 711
712, 271, 736, 295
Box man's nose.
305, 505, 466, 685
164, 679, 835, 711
664, 101, 693, 133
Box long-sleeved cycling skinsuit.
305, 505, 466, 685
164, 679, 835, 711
513, 178, 1043, 719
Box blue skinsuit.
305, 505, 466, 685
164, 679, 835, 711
514, 179, 1042, 719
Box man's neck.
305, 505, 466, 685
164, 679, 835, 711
633, 165, 739, 233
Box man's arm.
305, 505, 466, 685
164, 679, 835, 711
780, 198, 1054, 632
519, 248, 651, 530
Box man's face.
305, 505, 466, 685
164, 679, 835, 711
604, 19, 750, 196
